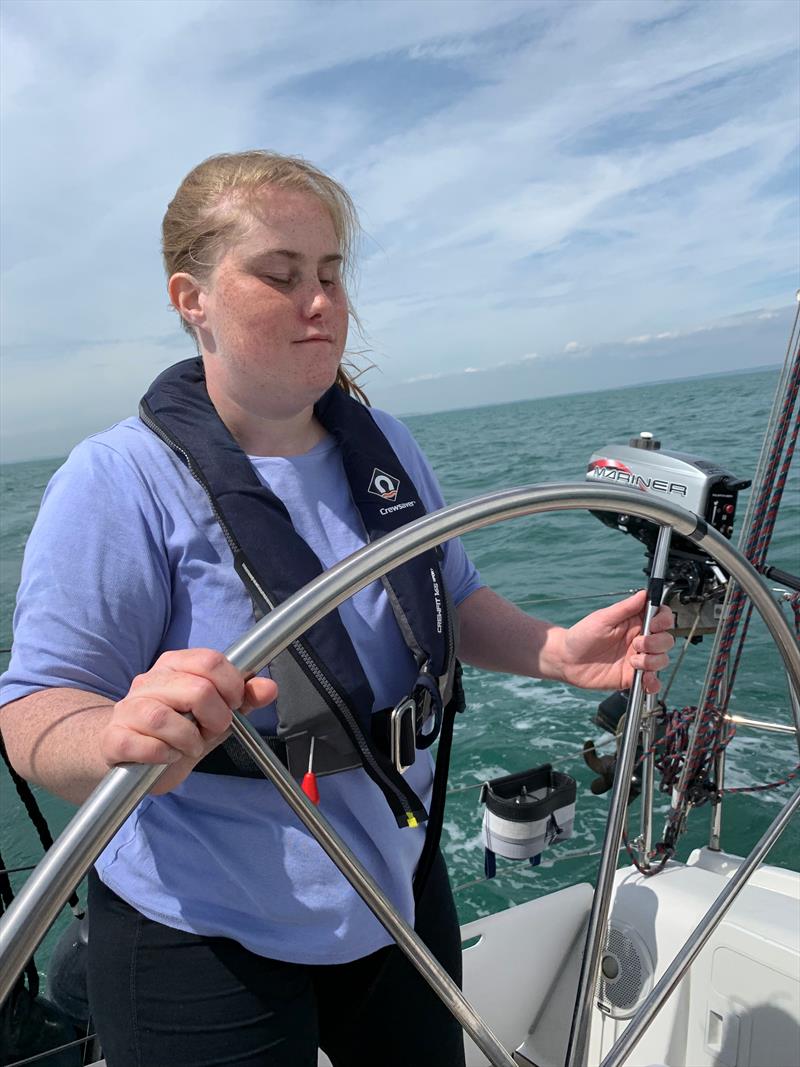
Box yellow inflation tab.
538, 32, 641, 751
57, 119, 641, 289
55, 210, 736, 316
406, 813, 419, 828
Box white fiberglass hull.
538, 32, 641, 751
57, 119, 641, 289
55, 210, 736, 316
457, 849, 799, 1067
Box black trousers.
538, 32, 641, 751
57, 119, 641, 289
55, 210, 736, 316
87, 851, 466, 1067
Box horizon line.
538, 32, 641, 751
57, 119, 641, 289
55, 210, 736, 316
0, 362, 781, 469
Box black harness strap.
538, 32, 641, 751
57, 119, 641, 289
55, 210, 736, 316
413, 662, 465, 901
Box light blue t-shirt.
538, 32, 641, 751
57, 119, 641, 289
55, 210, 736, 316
0, 408, 482, 964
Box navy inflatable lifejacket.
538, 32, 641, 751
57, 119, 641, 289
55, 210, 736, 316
140, 358, 460, 829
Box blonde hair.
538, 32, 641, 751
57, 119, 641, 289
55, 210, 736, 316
162, 150, 369, 403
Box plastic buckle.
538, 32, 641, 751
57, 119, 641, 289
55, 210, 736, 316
412, 664, 444, 751
390, 697, 417, 774
415, 685, 432, 732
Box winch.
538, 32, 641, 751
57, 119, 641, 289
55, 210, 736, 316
586, 432, 751, 636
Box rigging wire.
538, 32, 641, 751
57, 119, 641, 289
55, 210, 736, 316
659, 610, 702, 704
445, 735, 618, 798
453, 844, 622, 894
661, 312, 800, 853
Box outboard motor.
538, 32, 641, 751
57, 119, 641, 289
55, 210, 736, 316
581, 690, 668, 799
581, 434, 749, 797
586, 432, 750, 637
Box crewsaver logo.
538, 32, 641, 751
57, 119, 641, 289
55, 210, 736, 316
368, 468, 400, 500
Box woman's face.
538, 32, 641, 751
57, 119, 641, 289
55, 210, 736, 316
196, 188, 350, 418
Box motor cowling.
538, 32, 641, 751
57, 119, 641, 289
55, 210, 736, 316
586, 433, 750, 637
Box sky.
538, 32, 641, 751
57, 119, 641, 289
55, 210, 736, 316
1, 0, 798, 462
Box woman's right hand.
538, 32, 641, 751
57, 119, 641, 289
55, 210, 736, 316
101, 649, 278, 793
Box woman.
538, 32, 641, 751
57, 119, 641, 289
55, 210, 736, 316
0, 152, 674, 1067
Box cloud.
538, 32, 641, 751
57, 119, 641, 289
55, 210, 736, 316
625, 330, 679, 345
407, 40, 482, 62
1, 0, 798, 460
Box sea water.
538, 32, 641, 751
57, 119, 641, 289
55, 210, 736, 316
1, 367, 798, 974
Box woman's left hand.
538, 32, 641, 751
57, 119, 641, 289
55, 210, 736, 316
560, 590, 675, 693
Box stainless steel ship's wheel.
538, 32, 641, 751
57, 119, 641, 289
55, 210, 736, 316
2, 485, 799, 1067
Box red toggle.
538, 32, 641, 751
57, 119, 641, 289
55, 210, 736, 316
301, 772, 320, 805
